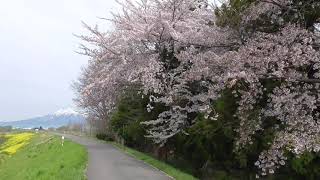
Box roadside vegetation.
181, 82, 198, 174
0, 132, 87, 180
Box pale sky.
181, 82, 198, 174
0, 0, 120, 121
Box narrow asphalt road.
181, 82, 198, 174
61, 134, 171, 180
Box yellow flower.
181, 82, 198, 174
0, 133, 34, 155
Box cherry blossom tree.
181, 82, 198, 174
75, 0, 320, 176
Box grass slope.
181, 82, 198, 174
111, 142, 198, 180
0, 133, 87, 180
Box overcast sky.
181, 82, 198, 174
0, 0, 120, 121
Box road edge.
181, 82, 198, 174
109, 142, 175, 180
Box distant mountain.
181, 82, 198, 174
0, 108, 85, 129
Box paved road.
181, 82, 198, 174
61, 134, 171, 180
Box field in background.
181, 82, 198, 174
0, 132, 87, 180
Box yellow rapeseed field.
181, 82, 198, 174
0, 133, 34, 155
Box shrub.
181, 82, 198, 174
96, 133, 114, 141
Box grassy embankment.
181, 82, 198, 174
0, 132, 87, 180
110, 142, 198, 180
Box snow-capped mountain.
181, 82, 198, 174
0, 108, 85, 129
54, 107, 80, 116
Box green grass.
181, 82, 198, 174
0, 133, 88, 180
111, 142, 198, 180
